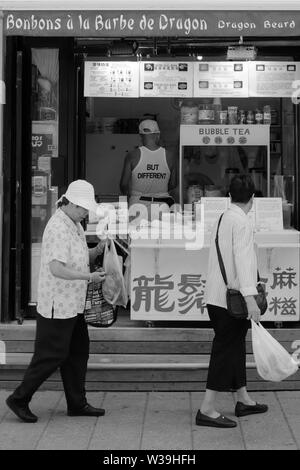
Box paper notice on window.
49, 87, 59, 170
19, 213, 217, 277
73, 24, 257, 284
193, 62, 249, 97
201, 197, 229, 231
140, 61, 193, 97
254, 198, 283, 231
249, 61, 300, 97
84, 61, 139, 97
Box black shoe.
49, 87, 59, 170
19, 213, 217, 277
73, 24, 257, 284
235, 401, 268, 417
195, 410, 237, 428
6, 395, 38, 423
67, 403, 105, 417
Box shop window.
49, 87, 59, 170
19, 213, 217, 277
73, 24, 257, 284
30, 48, 59, 304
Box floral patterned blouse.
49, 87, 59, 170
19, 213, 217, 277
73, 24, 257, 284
37, 208, 90, 319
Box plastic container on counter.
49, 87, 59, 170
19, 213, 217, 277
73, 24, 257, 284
180, 101, 199, 124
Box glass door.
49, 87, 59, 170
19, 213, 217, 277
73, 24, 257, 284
2, 38, 76, 322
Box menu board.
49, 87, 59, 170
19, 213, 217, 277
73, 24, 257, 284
249, 61, 300, 97
193, 62, 249, 97
254, 198, 283, 231
139, 61, 193, 97
84, 61, 139, 97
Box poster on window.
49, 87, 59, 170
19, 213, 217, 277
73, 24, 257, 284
140, 61, 193, 97
84, 61, 139, 97
193, 61, 249, 97
249, 61, 300, 97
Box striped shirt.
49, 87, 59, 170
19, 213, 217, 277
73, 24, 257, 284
204, 204, 258, 309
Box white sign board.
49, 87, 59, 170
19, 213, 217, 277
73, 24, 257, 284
249, 61, 300, 97
193, 61, 249, 97
139, 61, 193, 97
84, 61, 140, 97
255, 198, 283, 231
180, 124, 270, 146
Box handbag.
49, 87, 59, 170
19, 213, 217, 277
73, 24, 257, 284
84, 280, 117, 328
215, 214, 268, 319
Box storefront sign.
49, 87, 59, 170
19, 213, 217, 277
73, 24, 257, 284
180, 124, 270, 146
84, 61, 139, 97
249, 61, 300, 97
4, 10, 300, 37
194, 62, 249, 98
140, 61, 193, 98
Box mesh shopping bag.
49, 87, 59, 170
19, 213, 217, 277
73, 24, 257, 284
84, 280, 117, 328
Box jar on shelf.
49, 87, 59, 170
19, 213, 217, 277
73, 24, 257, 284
180, 100, 199, 124
198, 99, 215, 124
227, 106, 238, 124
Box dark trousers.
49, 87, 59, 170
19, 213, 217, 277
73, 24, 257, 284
206, 304, 250, 392
11, 313, 89, 411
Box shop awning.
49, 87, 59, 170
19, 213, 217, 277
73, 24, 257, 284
1, 1, 300, 37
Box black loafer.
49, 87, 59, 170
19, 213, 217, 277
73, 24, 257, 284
195, 410, 237, 428
68, 403, 105, 417
235, 401, 268, 417
6, 395, 38, 423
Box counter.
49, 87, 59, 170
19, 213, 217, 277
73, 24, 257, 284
130, 228, 300, 322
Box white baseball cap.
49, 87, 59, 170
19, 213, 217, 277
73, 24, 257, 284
139, 119, 160, 134
59, 180, 98, 213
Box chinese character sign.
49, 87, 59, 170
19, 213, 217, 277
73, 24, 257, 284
258, 248, 300, 322
131, 246, 210, 321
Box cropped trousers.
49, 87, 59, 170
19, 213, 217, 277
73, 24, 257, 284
206, 304, 250, 392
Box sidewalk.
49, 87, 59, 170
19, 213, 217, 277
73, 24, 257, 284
0, 389, 300, 450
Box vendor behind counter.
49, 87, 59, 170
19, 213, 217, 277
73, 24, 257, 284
120, 119, 177, 218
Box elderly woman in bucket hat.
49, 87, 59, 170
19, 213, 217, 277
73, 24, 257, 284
6, 180, 107, 423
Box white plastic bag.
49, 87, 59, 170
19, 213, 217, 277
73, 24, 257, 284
102, 240, 128, 308
124, 253, 131, 300
251, 320, 299, 382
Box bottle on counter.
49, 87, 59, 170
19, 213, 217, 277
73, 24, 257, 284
255, 108, 263, 124
263, 105, 272, 125
213, 98, 222, 123
238, 109, 246, 124
227, 106, 238, 124
246, 110, 254, 124
218, 110, 228, 124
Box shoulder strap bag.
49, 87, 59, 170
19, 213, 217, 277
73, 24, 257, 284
215, 214, 268, 319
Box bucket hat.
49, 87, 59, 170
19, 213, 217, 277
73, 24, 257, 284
58, 180, 98, 213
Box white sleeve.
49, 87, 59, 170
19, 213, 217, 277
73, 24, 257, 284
233, 222, 257, 297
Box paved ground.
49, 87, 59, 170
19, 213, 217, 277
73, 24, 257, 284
0, 390, 300, 450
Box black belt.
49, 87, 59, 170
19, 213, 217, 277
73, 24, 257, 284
140, 196, 172, 202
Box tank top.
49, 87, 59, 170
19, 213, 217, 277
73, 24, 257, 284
131, 146, 171, 197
